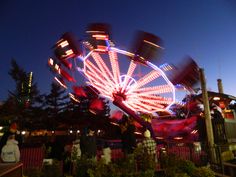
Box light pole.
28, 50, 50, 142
199, 68, 217, 163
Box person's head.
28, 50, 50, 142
8, 134, 15, 140
121, 114, 128, 123
211, 103, 219, 110
103, 142, 109, 149
9, 122, 17, 133
144, 130, 151, 138
128, 116, 134, 124
88, 127, 95, 136
74, 139, 80, 144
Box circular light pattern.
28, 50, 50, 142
82, 47, 175, 114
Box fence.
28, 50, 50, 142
20, 147, 44, 170
163, 142, 207, 165
20, 141, 206, 170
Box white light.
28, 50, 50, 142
213, 97, 220, 101
69, 130, 73, 134
174, 137, 183, 140
55, 64, 59, 70
156, 136, 164, 139
77, 130, 80, 133
191, 130, 198, 134
143, 40, 164, 49
110, 122, 119, 126
59, 40, 69, 48
134, 131, 142, 135
48, 58, 54, 66
21, 131, 26, 135
0, 126, 3, 130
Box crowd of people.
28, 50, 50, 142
0, 116, 158, 176
3, 109, 227, 175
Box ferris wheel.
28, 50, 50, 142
48, 23, 199, 137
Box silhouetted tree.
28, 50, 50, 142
0, 59, 45, 130
45, 82, 70, 129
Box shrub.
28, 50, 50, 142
192, 166, 215, 177
133, 144, 156, 172
75, 157, 97, 177
159, 153, 215, 177
74, 146, 156, 177
174, 173, 190, 177
23, 168, 41, 177
41, 160, 62, 177
177, 159, 196, 176
135, 169, 155, 177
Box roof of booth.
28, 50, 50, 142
194, 91, 236, 102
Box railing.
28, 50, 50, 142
164, 142, 206, 165
222, 161, 236, 176
0, 162, 23, 177
20, 141, 206, 170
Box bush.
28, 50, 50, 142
135, 169, 155, 177
174, 173, 190, 177
73, 147, 215, 177
159, 153, 214, 177
177, 159, 196, 176
41, 160, 62, 177
75, 157, 97, 177
133, 144, 156, 172
74, 146, 155, 177
23, 168, 41, 177
192, 166, 215, 177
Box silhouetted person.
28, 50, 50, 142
80, 127, 97, 159
211, 104, 227, 144
120, 116, 136, 155
50, 136, 64, 161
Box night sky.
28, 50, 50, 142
1, 0, 236, 101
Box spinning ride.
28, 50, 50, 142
48, 23, 199, 138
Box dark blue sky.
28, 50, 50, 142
1, 0, 236, 101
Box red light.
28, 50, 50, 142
89, 98, 105, 114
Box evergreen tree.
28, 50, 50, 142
0, 59, 45, 130
45, 82, 69, 129
8, 59, 40, 106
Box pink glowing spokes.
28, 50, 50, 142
85, 71, 113, 96
119, 74, 137, 95
121, 61, 137, 92
134, 84, 173, 95
82, 47, 175, 113
128, 70, 160, 92
85, 71, 113, 97
108, 51, 120, 86
138, 95, 173, 105
120, 92, 163, 113
84, 56, 116, 91
126, 99, 164, 113
91, 52, 116, 83
126, 94, 166, 111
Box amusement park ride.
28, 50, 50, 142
47, 23, 200, 139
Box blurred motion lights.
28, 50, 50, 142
54, 32, 81, 61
